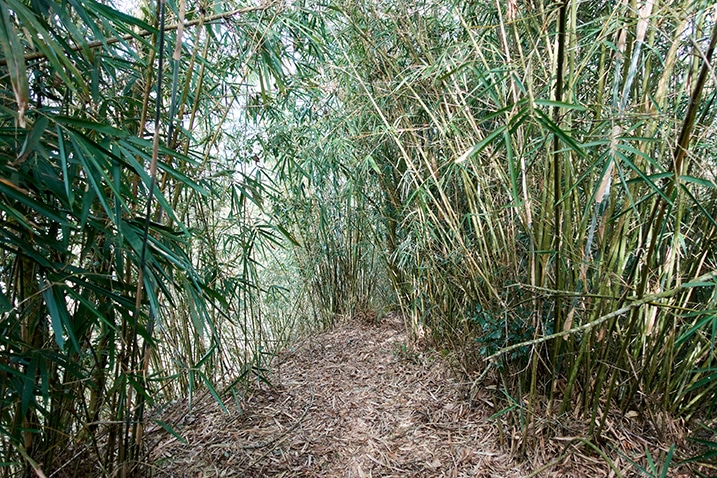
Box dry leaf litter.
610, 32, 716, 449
148, 314, 705, 477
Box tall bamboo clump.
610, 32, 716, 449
0, 0, 295, 475
284, 0, 717, 434
249, 4, 391, 327
263, 94, 390, 326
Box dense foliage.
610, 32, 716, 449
1, 0, 717, 475
260, 0, 717, 456
0, 0, 305, 474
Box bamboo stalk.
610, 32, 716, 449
486, 270, 717, 362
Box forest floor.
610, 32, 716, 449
149, 314, 701, 477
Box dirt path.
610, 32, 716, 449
149, 315, 691, 477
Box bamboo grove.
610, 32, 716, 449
261, 0, 717, 459
1, 0, 717, 475
0, 0, 308, 474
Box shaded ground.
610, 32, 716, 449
149, 314, 699, 477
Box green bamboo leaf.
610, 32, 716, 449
364, 154, 382, 175
155, 160, 209, 196
615, 143, 664, 171
69, 137, 116, 222
534, 109, 586, 157
625, 172, 672, 184
66, 0, 103, 44
0, 180, 70, 226
645, 447, 656, 474
0, 226, 53, 268
195, 345, 216, 367
507, 107, 531, 132
153, 419, 187, 444
5, 0, 88, 94
65, 276, 136, 309
558, 150, 610, 213
488, 403, 518, 420
17, 116, 49, 161
679, 182, 717, 229
44, 283, 81, 353
49, 1, 93, 57
0, 0, 30, 126
78, 182, 96, 228
43, 284, 66, 350
55, 116, 128, 138
83, 0, 156, 34
222, 366, 252, 395
615, 150, 673, 205
127, 375, 154, 402
690, 436, 717, 449
682, 281, 716, 288
121, 221, 150, 260
118, 144, 192, 233
21, 356, 37, 416
273, 222, 301, 247
480, 101, 525, 126
685, 372, 717, 393
198, 370, 228, 414
680, 448, 717, 464
0, 290, 11, 313
56, 125, 75, 205
64, 287, 118, 330
660, 445, 675, 478
679, 175, 715, 188
454, 126, 506, 163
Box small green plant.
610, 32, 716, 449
619, 444, 675, 478
392, 342, 420, 363
470, 304, 533, 363
682, 425, 717, 471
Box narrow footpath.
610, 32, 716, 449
149, 314, 691, 477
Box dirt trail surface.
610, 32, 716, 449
149, 315, 692, 477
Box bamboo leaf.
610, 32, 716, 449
55, 116, 129, 138
675, 311, 717, 347
5, 0, 88, 94
0, 180, 70, 227
615, 142, 664, 172
680, 175, 715, 188
17, 116, 49, 162
660, 445, 675, 478
0, 290, 11, 313
43, 284, 66, 350
153, 419, 187, 444
454, 126, 506, 163
198, 370, 228, 414
615, 150, 673, 205
195, 346, 216, 368
534, 109, 586, 157
0, 0, 30, 126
